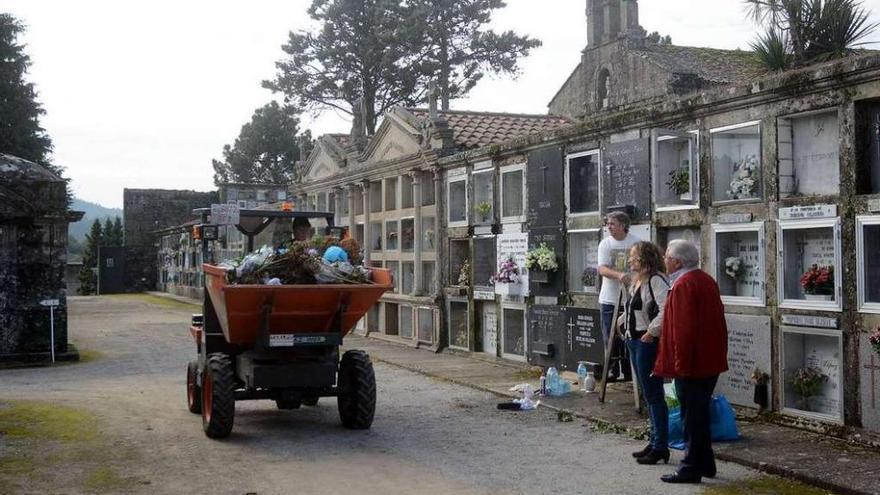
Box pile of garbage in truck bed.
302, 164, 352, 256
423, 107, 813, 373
219, 236, 372, 285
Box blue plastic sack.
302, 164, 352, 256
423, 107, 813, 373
667, 394, 740, 450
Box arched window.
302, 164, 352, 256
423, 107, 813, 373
597, 68, 611, 109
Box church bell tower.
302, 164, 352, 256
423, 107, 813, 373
586, 0, 641, 47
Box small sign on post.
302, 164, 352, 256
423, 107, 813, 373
40, 298, 60, 363
211, 203, 240, 226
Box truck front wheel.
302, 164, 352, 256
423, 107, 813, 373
202, 353, 235, 439
337, 350, 376, 429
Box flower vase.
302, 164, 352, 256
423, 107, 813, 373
804, 293, 833, 302
753, 383, 768, 410
797, 395, 814, 412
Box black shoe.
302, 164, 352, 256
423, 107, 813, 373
701, 463, 717, 478
636, 449, 670, 465
605, 374, 618, 383
660, 472, 701, 484
631, 443, 652, 458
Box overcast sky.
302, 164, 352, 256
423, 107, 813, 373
5, 0, 880, 208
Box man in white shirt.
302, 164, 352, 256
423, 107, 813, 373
597, 211, 640, 380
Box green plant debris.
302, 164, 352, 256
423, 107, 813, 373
83, 466, 140, 492
700, 475, 835, 495
0, 401, 97, 442
514, 367, 543, 380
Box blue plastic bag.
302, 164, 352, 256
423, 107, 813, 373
667, 394, 740, 450
710, 395, 740, 442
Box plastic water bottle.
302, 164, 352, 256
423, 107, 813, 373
546, 367, 559, 396
577, 362, 588, 388
583, 371, 596, 393
539, 373, 547, 396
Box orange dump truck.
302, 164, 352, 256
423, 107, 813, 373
185, 208, 391, 439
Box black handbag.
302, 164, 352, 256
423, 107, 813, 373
645, 274, 669, 321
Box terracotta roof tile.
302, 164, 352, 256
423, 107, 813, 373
408, 109, 571, 150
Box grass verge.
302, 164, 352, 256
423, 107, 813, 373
0, 400, 144, 493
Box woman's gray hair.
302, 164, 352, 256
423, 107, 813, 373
666, 239, 700, 269
605, 211, 631, 232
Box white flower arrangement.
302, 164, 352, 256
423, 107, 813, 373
724, 256, 744, 279
726, 154, 759, 200
524, 243, 558, 272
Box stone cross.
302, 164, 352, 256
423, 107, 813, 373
865, 354, 880, 409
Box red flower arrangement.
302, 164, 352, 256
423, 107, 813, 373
800, 264, 834, 295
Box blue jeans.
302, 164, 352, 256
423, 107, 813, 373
626, 338, 668, 451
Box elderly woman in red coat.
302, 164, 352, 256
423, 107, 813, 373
653, 239, 728, 484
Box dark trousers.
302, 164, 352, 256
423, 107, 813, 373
674, 375, 718, 476
600, 304, 631, 379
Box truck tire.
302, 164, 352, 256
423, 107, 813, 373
186, 360, 202, 414
202, 353, 235, 439
337, 350, 376, 429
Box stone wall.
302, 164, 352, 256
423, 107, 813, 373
0, 155, 81, 360
123, 189, 217, 291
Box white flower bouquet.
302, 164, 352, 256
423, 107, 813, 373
726, 154, 759, 200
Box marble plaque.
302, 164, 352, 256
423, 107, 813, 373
718, 213, 753, 224
779, 204, 837, 220
716, 314, 772, 407
780, 314, 839, 329
868, 199, 880, 213
860, 333, 880, 432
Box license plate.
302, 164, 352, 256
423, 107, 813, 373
269, 334, 328, 347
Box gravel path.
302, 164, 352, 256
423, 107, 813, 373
0, 295, 767, 495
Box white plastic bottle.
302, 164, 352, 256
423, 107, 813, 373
546, 367, 559, 396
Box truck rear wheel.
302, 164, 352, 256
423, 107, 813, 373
202, 353, 235, 439
186, 360, 202, 414
337, 350, 376, 429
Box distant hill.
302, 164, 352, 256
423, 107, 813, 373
69, 198, 123, 240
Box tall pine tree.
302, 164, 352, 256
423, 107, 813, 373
212, 101, 313, 186
403, 0, 541, 111
0, 14, 67, 186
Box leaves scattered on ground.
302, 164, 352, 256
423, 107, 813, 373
0, 400, 144, 493
700, 475, 836, 495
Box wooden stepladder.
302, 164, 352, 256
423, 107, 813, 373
598, 286, 641, 413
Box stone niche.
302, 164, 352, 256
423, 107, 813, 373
857, 215, 880, 313
777, 217, 841, 311
711, 121, 762, 203
855, 100, 880, 195
501, 304, 527, 361
777, 110, 840, 197
652, 130, 699, 209
567, 229, 601, 293
399, 305, 413, 339
0, 154, 83, 361
781, 326, 843, 423
712, 222, 765, 306
447, 298, 469, 349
